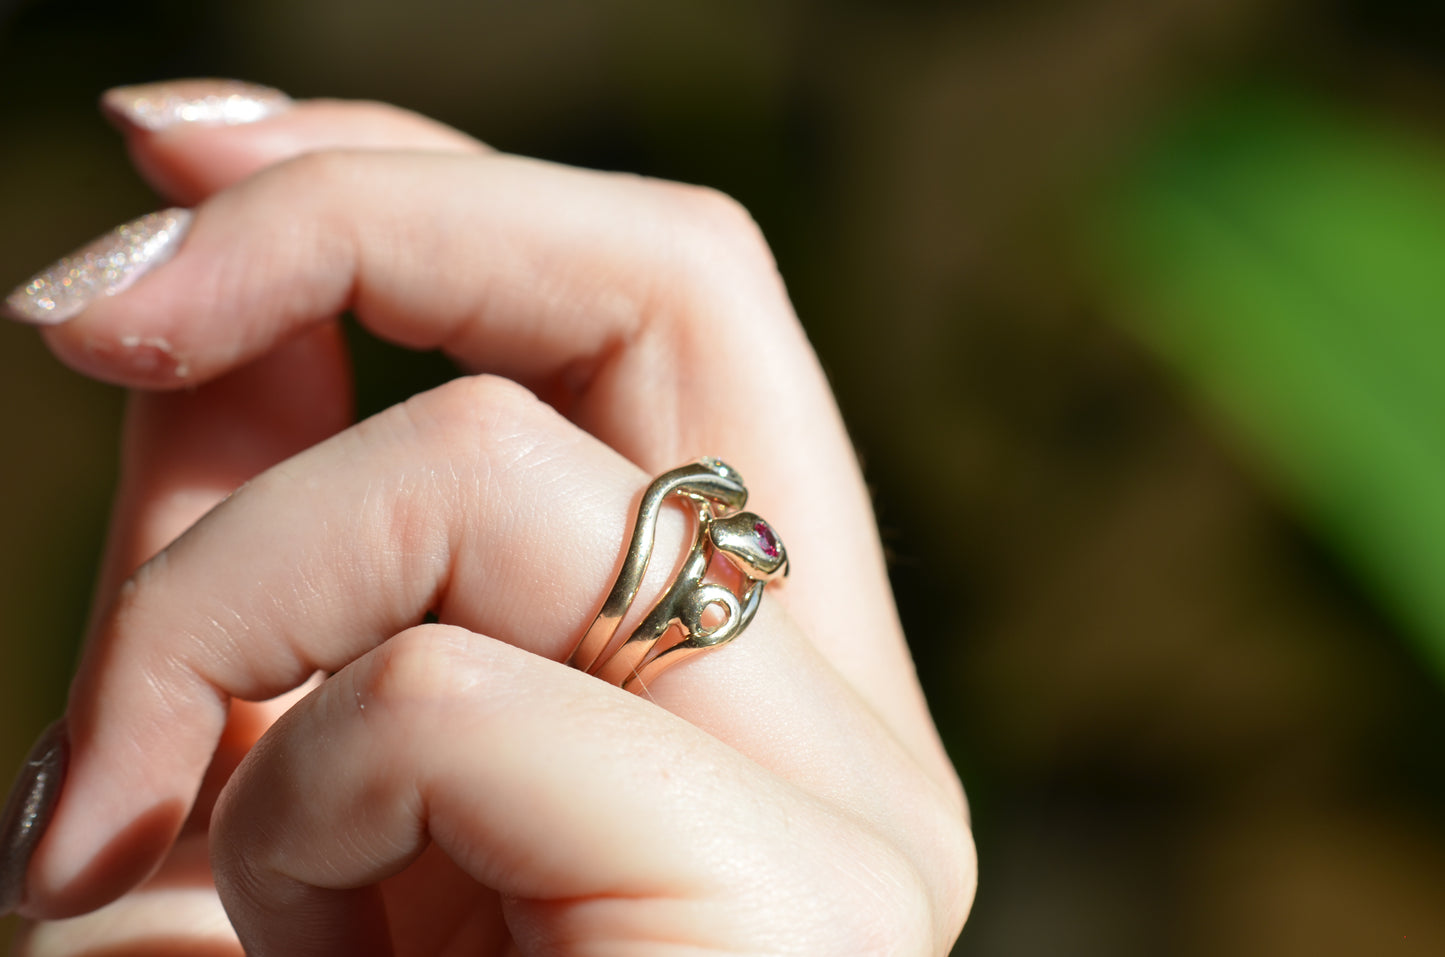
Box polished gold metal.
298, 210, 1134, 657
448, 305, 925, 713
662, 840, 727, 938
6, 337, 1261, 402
567, 458, 787, 689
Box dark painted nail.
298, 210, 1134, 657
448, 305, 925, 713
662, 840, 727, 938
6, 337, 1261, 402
0, 720, 68, 916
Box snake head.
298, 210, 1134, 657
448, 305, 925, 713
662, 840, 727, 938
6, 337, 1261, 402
698, 456, 744, 486
670, 457, 748, 510
710, 511, 788, 581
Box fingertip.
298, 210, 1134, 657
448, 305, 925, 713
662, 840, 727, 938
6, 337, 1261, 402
114, 92, 486, 204
19, 708, 218, 920
40, 324, 195, 389
20, 795, 188, 922
33, 194, 337, 390
0, 720, 67, 919
18, 646, 234, 920
101, 79, 293, 134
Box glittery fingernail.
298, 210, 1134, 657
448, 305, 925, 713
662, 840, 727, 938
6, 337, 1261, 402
101, 78, 292, 132
0, 721, 68, 917
3, 208, 193, 325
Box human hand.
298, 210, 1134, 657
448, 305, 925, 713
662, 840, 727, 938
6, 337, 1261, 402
2, 80, 975, 955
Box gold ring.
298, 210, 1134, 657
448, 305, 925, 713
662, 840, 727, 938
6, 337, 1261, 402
566, 458, 788, 689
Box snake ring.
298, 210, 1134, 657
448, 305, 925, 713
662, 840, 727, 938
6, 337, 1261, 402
566, 458, 788, 690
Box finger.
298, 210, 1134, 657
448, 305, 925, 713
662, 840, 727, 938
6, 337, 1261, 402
93, 323, 351, 603
28, 147, 934, 764
11, 679, 322, 957
23, 87, 489, 624
14, 835, 240, 957
211, 624, 965, 957
104, 85, 487, 205
72, 93, 493, 880
84, 324, 351, 884
11, 333, 346, 933
28, 376, 958, 918
93, 88, 489, 601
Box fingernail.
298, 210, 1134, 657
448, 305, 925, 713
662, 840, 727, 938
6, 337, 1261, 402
101, 78, 292, 132
4, 208, 193, 325
0, 721, 69, 916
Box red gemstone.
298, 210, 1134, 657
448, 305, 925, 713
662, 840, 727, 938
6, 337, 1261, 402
754, 520, 780, 558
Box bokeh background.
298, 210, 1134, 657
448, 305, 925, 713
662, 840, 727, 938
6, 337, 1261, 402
4, 0, 1445, 953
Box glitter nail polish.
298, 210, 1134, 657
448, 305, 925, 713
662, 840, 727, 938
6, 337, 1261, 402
3, 208, 193, 325
0, 721, 68, 917
101, 78, 292, 132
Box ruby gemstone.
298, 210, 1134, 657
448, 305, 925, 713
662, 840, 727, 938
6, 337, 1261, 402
754, 520, 780, 558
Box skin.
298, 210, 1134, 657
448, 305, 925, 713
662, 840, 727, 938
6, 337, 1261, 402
10, 93, 975, 956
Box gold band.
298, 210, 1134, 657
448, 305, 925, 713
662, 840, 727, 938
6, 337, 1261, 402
567, 458, 787, 689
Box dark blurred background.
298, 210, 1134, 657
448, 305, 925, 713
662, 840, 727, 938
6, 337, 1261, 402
5, 0, 1445, 953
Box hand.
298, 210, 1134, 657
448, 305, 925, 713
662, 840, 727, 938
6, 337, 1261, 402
4, 81, 974, 955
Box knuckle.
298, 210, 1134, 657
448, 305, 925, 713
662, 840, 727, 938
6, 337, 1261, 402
404, 373, 547, 445
819, 835, 938, 957
657, 181, 776, 273
362, 623, 488, 713
841, 772, 977, 953
391, 373, 567, 501
911, 790, 978, 949
633, 180, 793, 356
934, 812, 979, 945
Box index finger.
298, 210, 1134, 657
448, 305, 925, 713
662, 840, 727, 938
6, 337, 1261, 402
15, 136, 928, 746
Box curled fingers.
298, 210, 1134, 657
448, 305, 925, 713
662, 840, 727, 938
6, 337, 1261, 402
27, 376, 964, 922
212, 624, 943, 957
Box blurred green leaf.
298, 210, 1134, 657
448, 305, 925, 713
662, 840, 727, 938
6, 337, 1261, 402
1096, 89, 1445, 678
